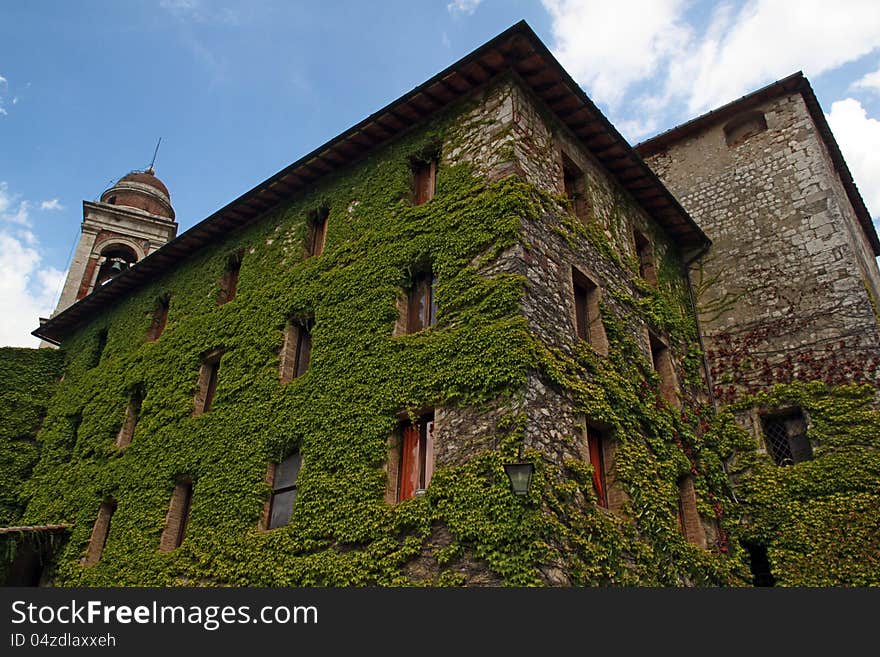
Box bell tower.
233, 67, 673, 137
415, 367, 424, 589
50, 167, 178, 316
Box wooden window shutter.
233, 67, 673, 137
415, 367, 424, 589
587, 428, 607, 508
413, 160, 437, 205
398, 424, 421, 502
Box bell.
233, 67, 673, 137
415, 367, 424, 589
110, 260, 126, 273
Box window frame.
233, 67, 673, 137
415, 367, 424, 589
395, 412, 435, 503
759, 407, 812, 466
194, 350, 224, 416
279, 318, 313, 383
406, 271, 437, 334
412, 157, 438, 205
83, 500, 117, 567
266, 451, 302, 530
571, 266, 608, 355
305, 208, 329, 258
146, 294, 170, 342
217, 251, 243, 305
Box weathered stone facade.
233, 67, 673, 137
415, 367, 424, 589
5, 25, 879, 588
638, 81, 880, 404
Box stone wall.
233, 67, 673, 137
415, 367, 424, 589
643, 92, 880, 402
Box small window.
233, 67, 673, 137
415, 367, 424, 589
305, 208, 329, 258
406, 271, 437, 334
83, 500, 116, 567
217, 251, 243, 305
115, 389, 143, 449
586, 425, 608, 508
582, 423, 625, 512
760, 408, 811, 466
412, 158, 438, 205
279, 318, 313, 383
724, 111, 768, 147
90, 329, 108, 368
267, 452, 302, 529
194, 351, 223, 416
159, 480, 193, 551
146, 294, 170, 342
397, 413, 435, 502
677, 475, 707, 548
633, 230, 657, 285
649, 333, 680, 409
562, 153, 588, 221
107, 195, 117, 205
743, 542, 775, 587
572, 267, 608, 355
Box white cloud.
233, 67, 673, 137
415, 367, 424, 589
160, 0, 241, 24
0, 73, 7, 116
678, 0, 880, 113
40, 199, 63, 211
542, 0, 688, 109
542, 0, 880, 135
447, 0, 482, 15
0, 231, 65, 347
0, 182, 32, 226
826, 98, 880, 217
854, 63, 880, 93
0, 183, 65, 347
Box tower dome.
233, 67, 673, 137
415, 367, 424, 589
100, 167, 175, 220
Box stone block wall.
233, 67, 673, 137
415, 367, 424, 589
643, 92, 880, 401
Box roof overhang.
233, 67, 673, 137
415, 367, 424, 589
636, 72, 880, 257
33, 20, 708, 345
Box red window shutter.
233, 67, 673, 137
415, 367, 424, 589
588, 429, 606, 508
399, 425, 421, 501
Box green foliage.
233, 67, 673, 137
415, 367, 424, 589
721, 381, 880, 586
0, 347, 63, 581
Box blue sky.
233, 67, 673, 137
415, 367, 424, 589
2, 0, 880, 346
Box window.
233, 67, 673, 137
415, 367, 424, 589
583, 424, 624, 512
90, 329, 108, 368
193, 351, 223, 416
159, 480, 193, 551
146, 294, 170, 342
562, 153, 588, 221
649, 333, 680, 409
115, 389, 143, 449
267, 452, 302, 529
677, 475, 707, 548
412, 158, 438, 205
83, 500, 116, 567
743, 542, 775, 587
394, 413, 435, 502
404, 271, 437, 334
724, 111, 767, 147
107, 195, 117, 205
586, 425, 608, 508
760, 408, 811, 466
305, 208, 329, 258
633, 230, 657, 285
217, 251, 243, 305
279, 318, 313, 383
572, 267, 608, 355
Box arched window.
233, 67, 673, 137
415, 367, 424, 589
723, 111, 768, 147
95, 244, 138, 287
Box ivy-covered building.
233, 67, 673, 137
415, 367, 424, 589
3, 22, 878, 587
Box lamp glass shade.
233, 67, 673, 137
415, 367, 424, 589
503, 462, 534, 496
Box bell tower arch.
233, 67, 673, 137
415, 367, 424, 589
51, 167, 178, 316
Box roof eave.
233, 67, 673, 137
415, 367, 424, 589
33, 20, 708, 344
